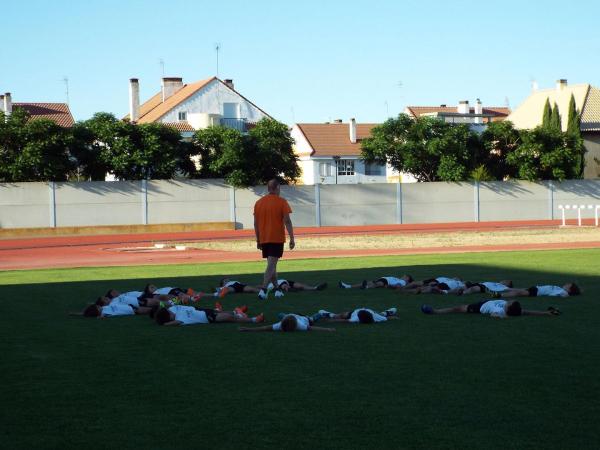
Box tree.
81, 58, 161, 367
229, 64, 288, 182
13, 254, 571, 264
542, 98, 552, 128
191, 119, 300, 188
565, 94, 585, 177
507, 127, 583, 181
76, 113, 191, 180
361, 114, 482, 182
0, 109, 74, 182
478, 121, 521, 180
550, 102, 561, 132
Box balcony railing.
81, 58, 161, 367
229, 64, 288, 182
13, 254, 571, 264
220, 118, 257, 132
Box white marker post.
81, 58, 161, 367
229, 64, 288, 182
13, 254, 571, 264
558, 205, 565, 226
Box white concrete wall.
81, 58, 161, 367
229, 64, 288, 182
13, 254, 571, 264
3, 180, 600, 229
0, 182, 51, 228
159, 80, 269, 124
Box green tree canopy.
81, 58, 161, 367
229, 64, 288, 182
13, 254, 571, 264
506, 126, 584, 180
191, 119, 300, 188
361, 114, 483, 182
542, 98, 552, 128
550, 102, 561, 131
0, 108, 74, 181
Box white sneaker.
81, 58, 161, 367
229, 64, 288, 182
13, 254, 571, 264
384, 307, 397, 317
274, 289, 284, 298
338, 281, 351, 289
318, 309, 334, 318
258, 289, 267, 300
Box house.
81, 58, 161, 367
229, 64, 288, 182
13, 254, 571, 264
0, 92, 75, 127
125, 76, 272, 138
290, 119, 413, 185
507, 79, 600, 178
405, 100, 510, 132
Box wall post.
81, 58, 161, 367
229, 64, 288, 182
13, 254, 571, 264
141, 179, 148, 225
49, 181, 57, 227
315, 183, 321, 227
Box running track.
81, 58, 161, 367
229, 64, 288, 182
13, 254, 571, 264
1, 220, 599, 271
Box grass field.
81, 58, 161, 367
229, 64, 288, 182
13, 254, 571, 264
1, 249, 599, 449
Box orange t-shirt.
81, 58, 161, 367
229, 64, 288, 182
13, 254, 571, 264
253, 194, 292, 244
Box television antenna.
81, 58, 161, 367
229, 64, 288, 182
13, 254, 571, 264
62, 76, 70, 106
159, 58, 165, 77
214, 43, 221, 78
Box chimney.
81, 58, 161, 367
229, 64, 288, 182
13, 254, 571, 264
129, 78, 140, 122
333, 119, 342, 123
161, 77, 183, 102
224, 79, 234, 90
556, 79, 568, 92
0, 94, 4, 112
474, 98, 483, 124
3, 92, 12, 116
349, 118, 357, 144
457, 100, 469, 114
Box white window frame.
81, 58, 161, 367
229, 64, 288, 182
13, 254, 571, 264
337, 159, 355, 176
178, 111, 187, 121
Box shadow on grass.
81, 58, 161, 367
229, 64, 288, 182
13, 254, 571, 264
0, 250, 599, 450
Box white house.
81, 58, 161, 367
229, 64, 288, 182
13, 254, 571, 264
290, 119, 413, 185
125, 76, 272, 138
404, 100, 510, 133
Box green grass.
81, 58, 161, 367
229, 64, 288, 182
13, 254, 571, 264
1, 249, 600, 449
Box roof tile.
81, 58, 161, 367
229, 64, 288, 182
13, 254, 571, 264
13, 103, 75, 127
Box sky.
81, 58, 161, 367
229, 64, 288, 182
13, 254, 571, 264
2, 0, 600, 125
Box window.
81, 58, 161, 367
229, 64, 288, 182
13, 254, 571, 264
319, 162, 333, 177
337, 159, 355, 176
178, 111, 187, 121
365, 162, 385, 176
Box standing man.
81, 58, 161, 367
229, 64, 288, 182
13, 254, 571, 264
254, 179, 295, 299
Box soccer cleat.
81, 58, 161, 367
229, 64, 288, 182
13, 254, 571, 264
258, 289, 267, 300
315, 282, 328, 291
421, 304, 434, 315
254, 313, 265, 323
384, 307, 397, 317
338, 281, 351, 289
318, 309, 334, 318
310, 312, 323, 322
214, 301, 223, 312
361, 280, 368, 289
274, 289, 284, 298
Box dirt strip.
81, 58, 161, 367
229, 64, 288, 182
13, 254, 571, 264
0, 220, 599, 271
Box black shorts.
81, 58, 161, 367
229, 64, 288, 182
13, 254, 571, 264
261, 243, 284, 258
375, 278, 389, 286
195, 308, 217, 323
279, 280, 295, 289
527, 286, 538, 297
436, 282, 450, 291
422, 278, 438, 285
467, 301, 487, 314
226, 282, 246, 294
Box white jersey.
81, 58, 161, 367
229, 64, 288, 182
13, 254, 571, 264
111, 291, 143, 308
481, 282, 510, 293
169, 305, 210, 325
480, 300, 507, 318
101, 303, 135, 317
154, 287, 175, 295
267, 279, 288, 290
348, 308, 387, 323
536, 285, 569, 297
436, 277, 465, 290
272, 314, 310, 331
381, 277, 407, 287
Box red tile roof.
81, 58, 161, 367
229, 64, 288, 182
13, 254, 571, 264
14, 103, 75, 127
296, 123, 378, 157
406, 106, 510, 121
124, 77, 272, 124
162, 121, 195, 132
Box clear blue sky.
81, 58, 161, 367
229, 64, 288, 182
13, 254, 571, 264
2, 0, 599, 124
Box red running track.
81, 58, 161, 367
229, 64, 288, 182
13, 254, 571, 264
1, 220, 599, 271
